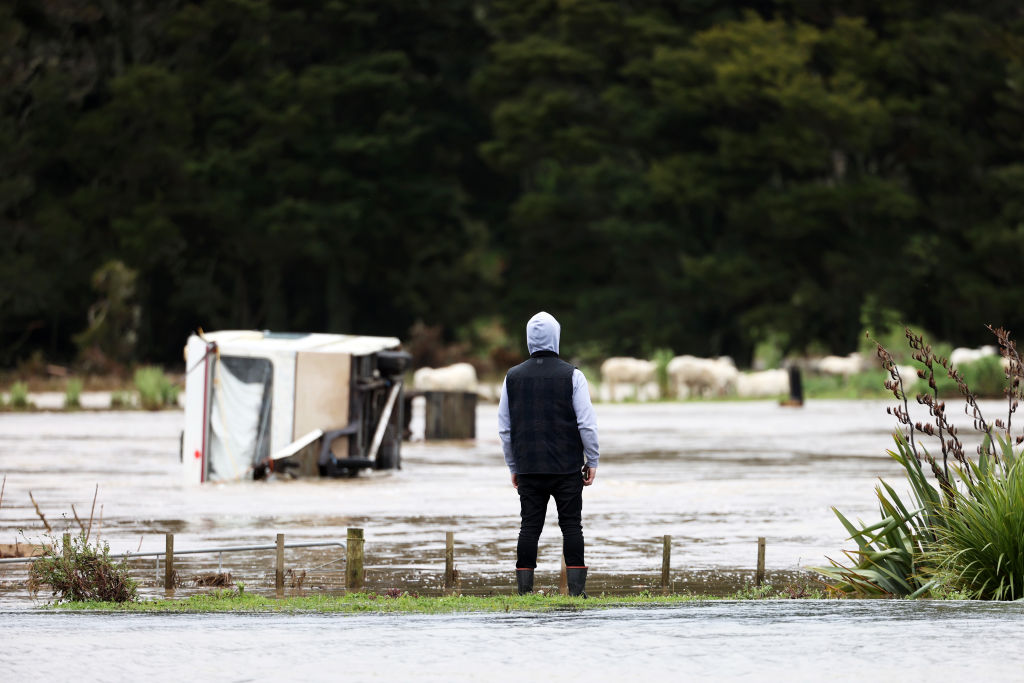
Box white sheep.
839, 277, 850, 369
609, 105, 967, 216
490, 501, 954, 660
816, 352, 870, 377
600, 357, 658, 402
667, 355, 739, 398
413, 362, 478, 392
736, 369, 790, 398
949, 345, 998, 367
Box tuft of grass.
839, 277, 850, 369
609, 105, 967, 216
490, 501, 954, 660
652, 348, 674, 398
930, 447, 1024, 600
29, 533, 137, 604
64, 378, 83, 409
9, 381, 32, 409
729, 583, 779, 600
133, 367, 179, 410
109, 390, 132, 409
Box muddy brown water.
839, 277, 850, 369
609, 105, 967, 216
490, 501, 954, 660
0, 399, 996, 604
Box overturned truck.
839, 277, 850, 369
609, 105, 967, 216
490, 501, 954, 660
182, 330, 410, 484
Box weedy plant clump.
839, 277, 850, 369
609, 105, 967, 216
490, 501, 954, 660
109, 390, 132, 408
29, 532, 137, 603
8, 381, 32, 409
63, 378, 83, 409
133, 366, 179, 410
817, 326, 1024, 599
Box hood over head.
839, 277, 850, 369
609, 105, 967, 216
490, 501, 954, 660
526, 311, 560, 355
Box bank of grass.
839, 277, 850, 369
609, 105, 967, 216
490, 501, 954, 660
49, 584, 826, 613
802, 370, 893, 399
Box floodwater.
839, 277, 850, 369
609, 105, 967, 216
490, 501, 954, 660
0, 398, 997, 601
3, 601, 1023, 681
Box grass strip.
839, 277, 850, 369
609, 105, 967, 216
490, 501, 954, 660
49, 590, 781, 614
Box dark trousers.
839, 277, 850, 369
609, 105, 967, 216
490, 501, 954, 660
516, 472, 585, 568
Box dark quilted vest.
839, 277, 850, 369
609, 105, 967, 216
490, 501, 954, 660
506, 352, 584, 474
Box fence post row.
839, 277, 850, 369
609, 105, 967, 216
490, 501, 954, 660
34, 529, 770, 595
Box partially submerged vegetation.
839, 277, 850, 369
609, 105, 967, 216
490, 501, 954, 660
63, 378, 83, 409
133, 367, 179, 410
0, 368, 180, 412
8, 381, 31, 409
29, 532, 137, 604
817, 326, 1024, 599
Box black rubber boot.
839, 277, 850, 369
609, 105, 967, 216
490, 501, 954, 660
516, 569, 534, 595
567, 567, 588, 598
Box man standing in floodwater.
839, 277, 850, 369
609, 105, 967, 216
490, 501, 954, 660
498, 311, 600, 597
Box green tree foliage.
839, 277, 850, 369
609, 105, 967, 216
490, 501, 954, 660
2, 1, 1024, 366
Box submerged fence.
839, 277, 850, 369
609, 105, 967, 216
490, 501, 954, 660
0, 530, 774, 597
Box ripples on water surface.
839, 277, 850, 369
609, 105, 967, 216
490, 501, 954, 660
0, 399, 999, 600
2, 601, 1023, 681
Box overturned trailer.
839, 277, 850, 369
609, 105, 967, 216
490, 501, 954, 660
182, 330, 410, 484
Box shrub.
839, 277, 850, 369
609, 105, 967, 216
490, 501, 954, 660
815, 433, 940, 597
64, 378, 83, 409
930, 438, 1024, 599
28, 533, 137, 603
134, 366, 179, 410
958, 356, 1007, 398
817, 326, 1024, 598
652, 348, 674, 398
9, 381, 31, 409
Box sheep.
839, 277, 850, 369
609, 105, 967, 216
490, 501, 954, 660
949, 345, 998, 367
736, 369, 790, 398
600, 357, 658, 402
816, 352, 871, 377
413, 362, 478, 393
666, 355, 739, 398
894, 364, 921, 386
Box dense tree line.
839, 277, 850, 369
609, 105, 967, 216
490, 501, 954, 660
3, 0, 1023, 367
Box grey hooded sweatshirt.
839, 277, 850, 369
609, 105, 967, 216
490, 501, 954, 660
497, 312, 600, 474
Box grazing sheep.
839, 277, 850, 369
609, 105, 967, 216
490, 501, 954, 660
413, 362, 478, 392
949, 345, 998, 367
600, 357, 658, 402
667, 355, 739, 398
894, 364, 921, 386
736, 369, 790, 398
815, 353, 871, 377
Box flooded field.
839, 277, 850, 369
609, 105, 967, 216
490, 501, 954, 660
3, 600, 1023, 680
0, 398, 988, 602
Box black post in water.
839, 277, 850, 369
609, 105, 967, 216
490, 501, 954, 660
782, 366, 804, 407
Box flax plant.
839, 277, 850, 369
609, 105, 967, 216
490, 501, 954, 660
817, 326, 1024, 599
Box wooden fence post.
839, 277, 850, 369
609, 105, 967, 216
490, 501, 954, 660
346, 528, 364, 592
756, 537, 766, 586
165, 533, 175, 590
559, 555, 568, 596
661, 535, 672, 593
276, 533, 285, 598
444, 531, 455, 594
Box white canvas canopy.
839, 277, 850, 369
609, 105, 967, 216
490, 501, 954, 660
183, 330, 401, 484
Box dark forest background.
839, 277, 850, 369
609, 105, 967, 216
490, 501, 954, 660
3, 0, 1024, 369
